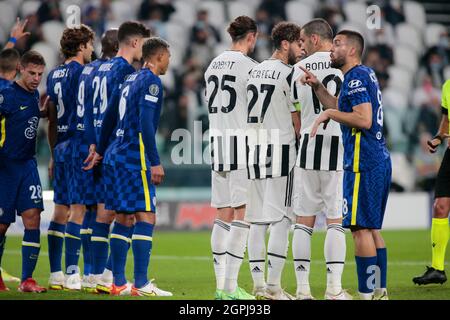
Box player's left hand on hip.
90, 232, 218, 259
151, 165, 164, 185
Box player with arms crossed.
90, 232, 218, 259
290, 19, 350, 300
205, 16, 258, 300
84, 21, 150, 294
413, 79, 450, 285
303, 30, 391, 300
245, 22, 301, 300
73, 29, 119, 292
0, 51, 47, 293
87, 38, 173, 296
46, 25, 95, 290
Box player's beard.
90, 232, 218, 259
330, 55, 346, 69
287, 48, 299, 65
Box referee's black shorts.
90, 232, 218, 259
435, 148, 450, 198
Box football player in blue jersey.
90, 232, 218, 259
73, 29, 119, 292
85, 37, 172, 296
83, 21, 150, 294
0, 51, 48, 293
301, 30, 391, 300
46, 25, 95, 291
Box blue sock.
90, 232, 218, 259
65, 222, 82, 275
132, 222, 154, 288
376, 248, 387, 289
110, 222, 132, 286
47, 221, 65, 273
91, 221, 111, 274
81, 211, 93, 276
0, 234, 6, 267
105, 254, 112, 272
355, 255, 378, 294
22, 229, 40, 281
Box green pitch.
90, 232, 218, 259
0, 229, 449, 300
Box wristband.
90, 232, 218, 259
8, 37, 17, 44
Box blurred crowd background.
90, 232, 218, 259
0, 0, 449, 192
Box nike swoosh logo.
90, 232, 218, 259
20, 106, 28, 110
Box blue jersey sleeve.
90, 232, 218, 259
96, 91, 119, 156
0, 89, 14, 115
139, 80, 162, 166
345, 73, 371, 108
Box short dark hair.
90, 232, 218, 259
301, 18, 333, 41
101, 29, 119, 59
227, 16, 257, 42
60, 24, 94, 59
336, 29, 365, 57
20, 50, 46, 67
142, 37, 170, 60
0, 48, 20, 73
118, 21, 151, 44
271, 22, 301, 49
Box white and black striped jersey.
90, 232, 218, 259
291, 52, 344, 171
205, 50, 258, 172
246, 58, 297, 179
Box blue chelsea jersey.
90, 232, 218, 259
0, 82, 40, 160
338, 65, 390, 172
46, 61, 84, 162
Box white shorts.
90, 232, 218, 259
211, 169, 249, 208
245, 172, 296, 224
292, 167, 343, 219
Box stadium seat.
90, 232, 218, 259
167, 42, 183, 69
390, 152, 416, 191
444, 65, 450, 82
342, 1, 368, 27
383, 86, 409, 111
20, 0, 40, 18
285, 1, 313, 27
169, 0, 197, 27
387, 65, 413, 95
220, 23, 232, 45
31, 41, 58, 69
403, 1, 426, 33
337, 21, 368, 39
0, 26, 7, 45
111, 0, 135, 24
298, 0, 320, 12
424, 23, 446, 48
6, 0, 23, 12
214, 43, 229, 57
166, 22, 189, 53
395, 23, 423, 54
393, 45, 419, 74
198, 1, 226, 28
228, 1, 255, 20
0, 2, 17, 31
41, 21, 65, 51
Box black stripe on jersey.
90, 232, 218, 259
293, 76, 299, 101
281, 144, 290, 176
329, 136, 339, 171
313, 134, 324, 170
230, 136, 238, 171
266, 144, 273, 178
286, 68, 294, 88
288, 169, 294, 206
254, 145, 260, 179
284, 170, 289, 207
299, 133, 309, 168
246, 136, 250, 178
210, 136, 214, 169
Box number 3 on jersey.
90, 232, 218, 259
206, 74, 236, 114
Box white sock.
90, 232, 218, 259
211, 219, 230, 290
248, 223, 268, 290
292, 223, 313, 295
325, 223, 346, 295
224, 220, 250, 294
267, 217, 291, 291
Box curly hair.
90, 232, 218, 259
271, 22, 301, 49
227, 16, 257, 42
60, 24, 94, 59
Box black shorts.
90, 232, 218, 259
435, 148, 450, 198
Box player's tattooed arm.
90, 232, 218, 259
47, 98, 57, 180
428, 114, 450, 153
4, 18, 31, 49
298, 66, 338, 110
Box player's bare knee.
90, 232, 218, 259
233, 205, 246, 221
216, 207, 233, 223
21, 210, 41, 229
433, 199, 450, 218
136, 212, 155, 224
0, 223, 10, 235
52, 205, 69, 224
115, 213, 135, 227
297, 216, 315, 228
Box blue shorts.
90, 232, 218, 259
93, 164, 106, 204
104, 165, 156, 213
0, 158, 44, 223
53, 161, 71, 205
70, 157, 96, 206
342, 158, 391, 230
